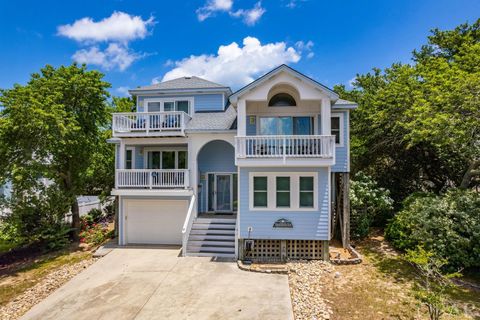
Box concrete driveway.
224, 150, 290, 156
21, 247, 293, 320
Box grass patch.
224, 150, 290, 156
0, 247, 91, 306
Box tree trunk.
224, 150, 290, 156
460, 159, 480, 189
71, 197, 80, 242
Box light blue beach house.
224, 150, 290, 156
109, 65, 356, 260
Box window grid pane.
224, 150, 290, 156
253, 176, 268, 207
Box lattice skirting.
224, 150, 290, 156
242, 239, 327, 262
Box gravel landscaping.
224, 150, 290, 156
288, 260, 335, 320
0, 257, 96, 320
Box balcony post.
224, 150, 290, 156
119, 140, 126, 169
321, 98, 331, 135
237, 99, 246, 136
146, 114, 150, 134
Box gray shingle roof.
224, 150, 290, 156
186, 106, 237, 131
133, 76, 230, 91
333, 98, 357, 106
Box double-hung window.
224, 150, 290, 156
253, 177, 268, 208
299, 177, 314, 208
331, 114, 343, 145
276, 177, 290, 208
125, 149, 134, 169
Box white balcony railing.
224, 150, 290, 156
116, 169, 190, 189
112, 112, 191, 136
235, 135, 335, 159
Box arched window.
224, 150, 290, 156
268, 93, 296, 107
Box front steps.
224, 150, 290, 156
186, 218, 236, 258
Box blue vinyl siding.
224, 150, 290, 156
331, 111, 349, 172
246, 115, 257, 135
194, 94, 224, 112
134, 147, 144, 169
239, 167, 330, 240
318, 111, 349, 172
136, 94, 224, 112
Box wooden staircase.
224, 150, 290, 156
186, 218, 236, 258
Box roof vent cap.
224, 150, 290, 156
185, 76, 191, 79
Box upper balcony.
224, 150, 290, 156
112, 112, 191, 137
235, 135, 335, 167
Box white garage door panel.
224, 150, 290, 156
125, 200, 188, 245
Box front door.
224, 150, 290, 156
207, 173, 237, 213
216, 174, 232, 212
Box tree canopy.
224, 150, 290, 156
0, 64, 112, 241
335, 19, 480, 202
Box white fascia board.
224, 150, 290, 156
111, 189, 194, 197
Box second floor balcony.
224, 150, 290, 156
115, 169, 190, 189
112, 112, 191, 137
235, 135, 335, 166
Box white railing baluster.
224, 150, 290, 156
234, 135, 335, 159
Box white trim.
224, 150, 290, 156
331, 112, 345, 147
112, 188, 193, 196
248, 172, 318, 212
143, 97, 194, 115
327, 166, 331, 240
346, 111, 350, 172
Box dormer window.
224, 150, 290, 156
268, 93, 296, 107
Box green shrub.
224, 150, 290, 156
350, 172, 394, 239
87, 208, 103, 222
79, 223, 112, 246
0, 185, 72, 250
386, 189, 480, 270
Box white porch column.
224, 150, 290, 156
237, 99, 246, 136
321, 98, 331, 135
119, 140, 126, 169
188, 140, 199, 217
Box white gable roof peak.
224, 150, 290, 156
229, 64, 339, 104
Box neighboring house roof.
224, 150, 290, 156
229, 64, 340, 103
129, 76, 232, 94
333, 98, 358, 109
185, 105, 237, 132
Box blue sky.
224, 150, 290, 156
0, 0, 479, 95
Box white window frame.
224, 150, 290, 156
248, 172, 318, 211
143, 147, 188, 169
143, 97, 194, 115
331, 112, 344, 147
257, 115, 316, 136
125, 147, 135, 169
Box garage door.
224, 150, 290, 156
125, 199, 188, 245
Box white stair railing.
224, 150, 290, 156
235, 135, 335, 158
182, 195, 196, 257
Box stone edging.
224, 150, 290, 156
237, 260, 289, 274
330, 245, 362, 265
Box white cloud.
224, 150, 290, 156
160, 36, 301, 88
59, 12, 154, 71
116, 86, 131, 96
348, 77, 356, 88
295, 40, 314, 59
196, 0, 233, 21
72, 43, 141, 71
197, 0, 265, 25
58, 11, 154, 43
286, 0, 308, 9
230, 2, 266, 26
